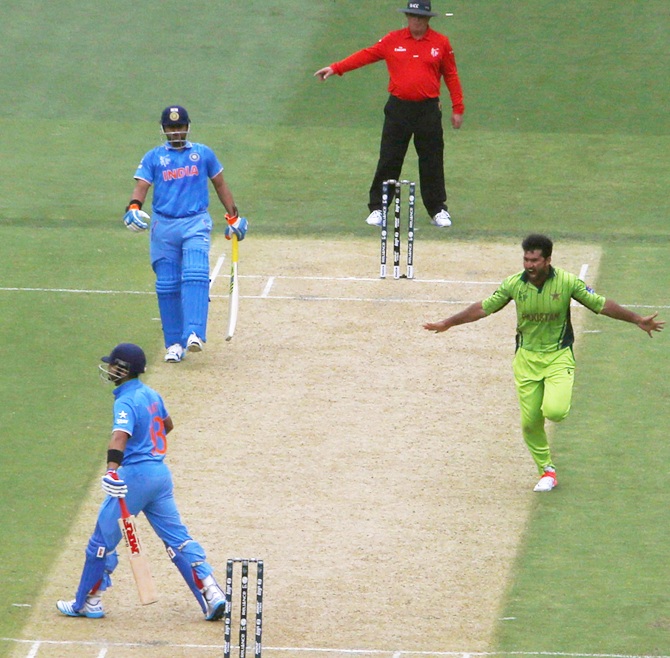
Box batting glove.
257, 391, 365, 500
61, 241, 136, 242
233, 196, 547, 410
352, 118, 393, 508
123, 207, 150, 232
225, 214, 248, 241
101, 469, 128, 498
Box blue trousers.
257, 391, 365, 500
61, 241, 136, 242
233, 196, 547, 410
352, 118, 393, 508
74, 460, 214, 609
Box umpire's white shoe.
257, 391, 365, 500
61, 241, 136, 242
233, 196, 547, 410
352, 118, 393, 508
187, 333, 204, 353
431, 209, 452, 227
365, 210, 383, 226
534, 468, 558, 492
56, 597, 104, 619
203, 584, 226, 621
165, 343, 184, 363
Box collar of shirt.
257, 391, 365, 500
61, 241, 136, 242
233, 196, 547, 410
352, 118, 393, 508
113, 378, 142, 398
401, 25, 435, 42
520, 265, 556, 285
165, 141, 193, 152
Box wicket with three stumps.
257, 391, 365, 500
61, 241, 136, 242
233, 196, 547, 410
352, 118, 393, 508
380, 179, 415, 280
224, 558, 264, 658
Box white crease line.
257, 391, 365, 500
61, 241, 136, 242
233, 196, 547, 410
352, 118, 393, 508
210, 294, 479, 305
0, 287, 153, 295
206, 293, 668, 309
209, 254, 226, 290
26, 642, 40, 658
261, 276, 276, 298
579, 263, 589, 281
1, 286, 667, 310
1, 639, 668, 658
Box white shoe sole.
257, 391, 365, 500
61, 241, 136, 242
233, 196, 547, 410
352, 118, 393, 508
533, 475, 557, 492
56, 600, 104, 618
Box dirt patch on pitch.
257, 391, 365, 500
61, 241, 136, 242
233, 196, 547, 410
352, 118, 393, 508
13, 237, 601, 657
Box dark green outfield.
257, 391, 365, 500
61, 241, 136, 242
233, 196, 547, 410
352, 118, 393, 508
1, 1, 668, 655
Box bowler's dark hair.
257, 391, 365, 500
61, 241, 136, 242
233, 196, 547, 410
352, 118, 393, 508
522, 234, 553, 258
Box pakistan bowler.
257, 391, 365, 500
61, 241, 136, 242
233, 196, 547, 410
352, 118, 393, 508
423, 234, 664, 492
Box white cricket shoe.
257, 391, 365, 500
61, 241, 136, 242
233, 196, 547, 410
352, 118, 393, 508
56, 597, 104, 619
165, 343, 184, 363
431, 209, 452, 227
203, 583, 226, 621
187, 333, 204, 353
533, 469, 558, 492
365, 210, 383, 226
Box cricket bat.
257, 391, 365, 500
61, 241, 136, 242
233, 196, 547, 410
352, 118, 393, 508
118, 498, 158, 605
225, 234, 240, 341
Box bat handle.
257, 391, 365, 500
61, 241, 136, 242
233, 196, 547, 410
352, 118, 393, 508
108, 470, 131, 518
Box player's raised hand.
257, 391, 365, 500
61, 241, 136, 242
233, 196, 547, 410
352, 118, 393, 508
225, 214, 248, 241
101, 469, 128, 498
123, 208, 150, 232
638, 312, 665, 337
314, 66, 334, 81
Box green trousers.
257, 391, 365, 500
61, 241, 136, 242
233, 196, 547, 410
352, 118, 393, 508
512, 346, 575, 473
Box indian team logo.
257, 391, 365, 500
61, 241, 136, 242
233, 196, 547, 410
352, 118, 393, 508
189, 152, 200, 162
169, 110, 181, 122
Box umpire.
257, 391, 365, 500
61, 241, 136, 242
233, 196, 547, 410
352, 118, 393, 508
315, 0, 464, 228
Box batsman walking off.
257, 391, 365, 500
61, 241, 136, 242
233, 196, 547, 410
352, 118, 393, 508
57, 343, 228, 620
123, 105, 248, 363
424, 234, 665, 492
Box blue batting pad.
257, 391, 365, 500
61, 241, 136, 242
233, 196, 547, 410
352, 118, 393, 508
154, 258, 183, 347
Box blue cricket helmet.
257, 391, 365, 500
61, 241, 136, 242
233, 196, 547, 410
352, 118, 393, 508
101, 343, 146, 375
161, 105, 190, 127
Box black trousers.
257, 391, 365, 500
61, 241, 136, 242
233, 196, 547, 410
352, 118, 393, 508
368, 95, 448, 216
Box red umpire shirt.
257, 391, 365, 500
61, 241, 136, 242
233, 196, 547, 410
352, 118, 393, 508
331, 26, 464, 111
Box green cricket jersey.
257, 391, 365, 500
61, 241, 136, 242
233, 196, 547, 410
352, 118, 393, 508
481, 266, 606, 353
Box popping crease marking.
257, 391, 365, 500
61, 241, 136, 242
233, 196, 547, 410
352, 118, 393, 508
2, 639, 669, 658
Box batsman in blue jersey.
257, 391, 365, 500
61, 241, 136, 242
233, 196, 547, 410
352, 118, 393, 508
123, 106, 248, 363
57, 343, 227, 620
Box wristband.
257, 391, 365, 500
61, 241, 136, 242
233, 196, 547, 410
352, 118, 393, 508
107, 449, 124, 465
126, 199, 143, 211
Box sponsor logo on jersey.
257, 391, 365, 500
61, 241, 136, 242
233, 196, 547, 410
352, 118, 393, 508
162, 165, 200, 181
394, 46, 407, 52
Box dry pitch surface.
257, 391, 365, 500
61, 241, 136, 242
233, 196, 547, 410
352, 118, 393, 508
10, 237, 601, 658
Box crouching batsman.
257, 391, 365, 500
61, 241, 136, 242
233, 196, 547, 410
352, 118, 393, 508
424, 234, 664, 492
57, 343, 227, 620
122, 105, 248, 363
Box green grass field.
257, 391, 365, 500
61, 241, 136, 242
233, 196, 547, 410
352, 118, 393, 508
1, 1, 669, 655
